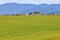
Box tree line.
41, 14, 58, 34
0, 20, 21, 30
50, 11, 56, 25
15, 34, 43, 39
3, 11, 60, 16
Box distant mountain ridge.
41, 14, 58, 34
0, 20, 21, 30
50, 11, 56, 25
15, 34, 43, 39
0, 3, 60, 14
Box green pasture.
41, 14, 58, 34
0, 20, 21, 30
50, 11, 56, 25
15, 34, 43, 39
0, 16, 60, 40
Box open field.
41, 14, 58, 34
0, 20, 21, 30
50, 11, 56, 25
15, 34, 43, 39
0, 16, 60, 40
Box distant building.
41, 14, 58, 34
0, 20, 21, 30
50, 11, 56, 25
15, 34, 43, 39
25, 14, 29, 16
54, 13, 60, 15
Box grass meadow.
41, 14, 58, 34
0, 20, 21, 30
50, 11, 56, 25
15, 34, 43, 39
0, 16, 60, 40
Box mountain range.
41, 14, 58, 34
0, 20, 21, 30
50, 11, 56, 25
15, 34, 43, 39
0, 3, 60, 14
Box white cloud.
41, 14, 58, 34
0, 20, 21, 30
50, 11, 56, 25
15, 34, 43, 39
0, 0, 60, 4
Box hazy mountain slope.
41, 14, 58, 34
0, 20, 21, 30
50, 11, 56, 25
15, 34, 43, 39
0, 3, 60, 14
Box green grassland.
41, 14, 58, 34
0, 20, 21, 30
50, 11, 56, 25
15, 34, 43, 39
0, 16, 60, 40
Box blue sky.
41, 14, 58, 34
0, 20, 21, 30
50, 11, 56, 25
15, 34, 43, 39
0, 0, 60, 4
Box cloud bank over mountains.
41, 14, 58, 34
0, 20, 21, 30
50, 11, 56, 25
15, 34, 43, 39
0, 0, 60, 5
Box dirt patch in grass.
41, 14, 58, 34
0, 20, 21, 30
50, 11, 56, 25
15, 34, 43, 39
53, 37, 60, 40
